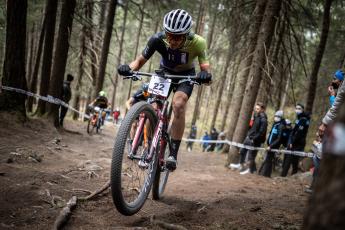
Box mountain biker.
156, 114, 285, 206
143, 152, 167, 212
281, 103, 310, 177
118, 9, 212, 171
89, 91, 110, 125
125, 83, 151, 110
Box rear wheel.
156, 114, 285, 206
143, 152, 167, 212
87, 118, 95, 135
111, 101, 158, 216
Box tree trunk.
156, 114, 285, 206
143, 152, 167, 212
207, 7, 217, 50
190, 0, 207, 126
303, 105, 345, 229
126, 0, 145, 103
111, 2, 128, 110
224, 0, 267, 154
26, 23, 35, 89
27, 14, 46, 113
72, 1, 88, 120
86, 0, 98, 92
46, 0, 76, 127
227, 0, 282, 163
94, 0, 117, 100
305, 0, 333, 113
148, 18, 160, 73
36, 0, 58, 115
257, 19, 285, 106
0, 0, 28, 117
220, 52, 242, 132
209, 43, 232, 131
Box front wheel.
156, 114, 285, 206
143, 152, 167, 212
110, 101, 158, 216
152, 142, 170, 200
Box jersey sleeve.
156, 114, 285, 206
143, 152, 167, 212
196, 37, 209, 67
142, 35, 159, 60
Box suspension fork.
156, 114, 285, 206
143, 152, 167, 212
147, 101, 169, 162
131, 113, 146, 154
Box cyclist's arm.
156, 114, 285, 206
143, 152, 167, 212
129, 55, 148, 71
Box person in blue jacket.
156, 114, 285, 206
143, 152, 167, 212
281, 103, 310, 177
260, 110, 285, 177
201, 131, 210, 152
328, 70, 344, 106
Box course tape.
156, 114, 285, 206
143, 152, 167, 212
1, 85, 90, 119
183, 138, 314, 158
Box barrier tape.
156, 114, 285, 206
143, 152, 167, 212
0, 85, 320, 158
183, 138, 314, 158
1, 85, 90, 119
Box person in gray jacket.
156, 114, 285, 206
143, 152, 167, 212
319, 70, 344, 135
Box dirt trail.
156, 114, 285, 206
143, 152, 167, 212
0, 114, 310, 229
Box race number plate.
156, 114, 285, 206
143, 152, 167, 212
148, 75, 171, 97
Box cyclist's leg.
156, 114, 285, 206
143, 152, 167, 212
166, 82, 193, 170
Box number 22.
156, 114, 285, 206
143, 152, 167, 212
153, 83, 164, 91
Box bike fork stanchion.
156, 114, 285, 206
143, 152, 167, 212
131, 114, 146, 154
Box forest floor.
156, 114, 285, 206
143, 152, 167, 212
0, 112, 312, 230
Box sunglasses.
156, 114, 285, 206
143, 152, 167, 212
166, 33, 186, 41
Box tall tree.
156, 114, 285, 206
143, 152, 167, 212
305, 0, 333, 113
111, 2, 128, 110
36, 0, 58, 115
209, 43, 231, 131
94, 0, 117, 99
27, 15, 46, 113
224, 0, 267, 154
71, 1, 88, 120
190, 0, 207, 126
303, 106, 345, 229
227, 0, 282, 162
46, 0, 76, 127
0, 0, 28, 117
126, 0, 146, 103
26, 23, 35, 88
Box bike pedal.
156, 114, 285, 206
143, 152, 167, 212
138, 160, 149, 169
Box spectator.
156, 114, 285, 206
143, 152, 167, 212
201, 131, 210, 152
186, 125, 197, 152
306, 69, 344, 193
113, 107, 121, 124
319, 69, 344, 136
207, 128, 219, 152
281, 103, 310, 177
260, 110, 285, 177
59, 74, 74, 127
229, 102, 268, 174
215, 132, 226, 152
281, 119, 292, 148
328, 70, 344, 106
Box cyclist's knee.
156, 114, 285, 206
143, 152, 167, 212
173, 99, 186, 118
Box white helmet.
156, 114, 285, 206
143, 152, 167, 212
163, 9, 193, 35
274, 110, 284, 118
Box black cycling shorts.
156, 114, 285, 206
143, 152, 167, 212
164, 67, 196, 98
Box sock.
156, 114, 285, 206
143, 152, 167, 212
170, 139, 181, 159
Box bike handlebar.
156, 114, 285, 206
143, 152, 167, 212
123, 71, 200, 85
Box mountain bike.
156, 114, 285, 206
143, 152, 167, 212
110, 70, 198, 216
87, 106, 104, 135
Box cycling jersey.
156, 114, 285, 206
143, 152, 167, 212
93, 96, 108, 109
142, 32, 209, 73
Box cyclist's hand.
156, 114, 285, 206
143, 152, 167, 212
197, 71, 212, 84
117, 64, 132, 76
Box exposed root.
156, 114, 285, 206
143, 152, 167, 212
52, 196, 77, 230
78, 180, 110, 201
150, 215, 188, 230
